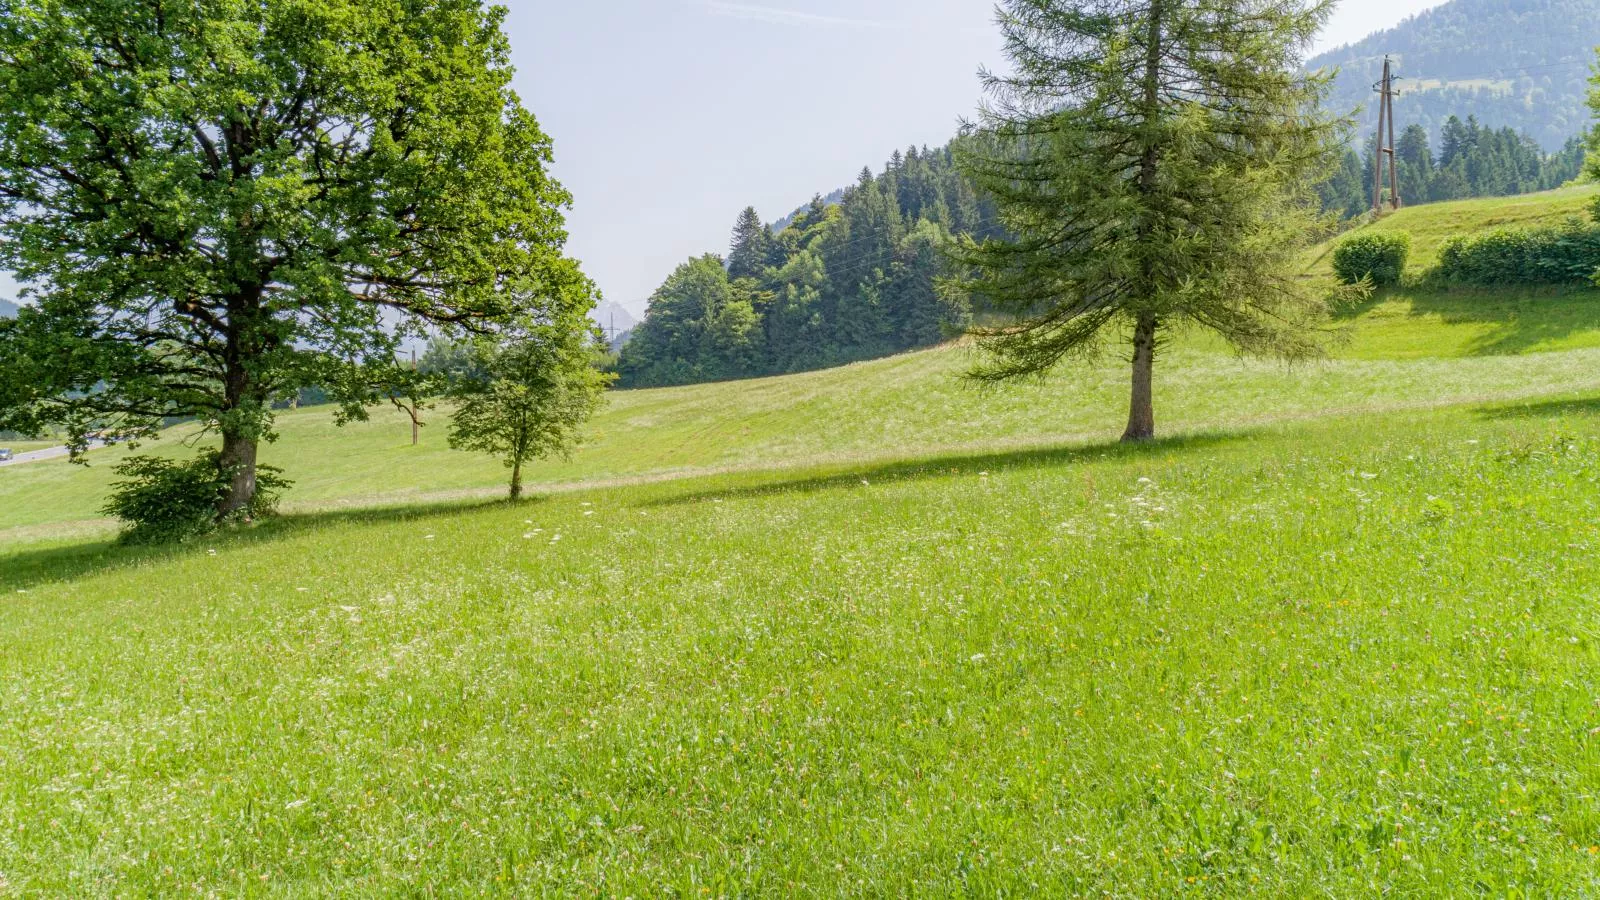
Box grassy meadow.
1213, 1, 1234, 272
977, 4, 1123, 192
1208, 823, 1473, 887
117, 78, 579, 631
4, 187, 1600, 893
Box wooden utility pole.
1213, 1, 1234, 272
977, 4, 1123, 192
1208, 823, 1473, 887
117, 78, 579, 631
1372, 56, 1401, 215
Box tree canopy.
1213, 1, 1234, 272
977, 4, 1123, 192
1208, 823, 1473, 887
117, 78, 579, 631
615, 143, 990, 387
0, 0, 594, 515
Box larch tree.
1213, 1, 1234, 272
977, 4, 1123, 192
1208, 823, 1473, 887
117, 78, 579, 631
954, 0, 1352, 441
0, 0, 593, 517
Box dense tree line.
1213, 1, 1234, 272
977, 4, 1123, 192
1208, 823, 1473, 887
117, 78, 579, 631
614, 145, 995, 387
1318, 115, 1588, 218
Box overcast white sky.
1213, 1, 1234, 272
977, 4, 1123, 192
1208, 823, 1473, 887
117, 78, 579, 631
1, 0, 1447, 314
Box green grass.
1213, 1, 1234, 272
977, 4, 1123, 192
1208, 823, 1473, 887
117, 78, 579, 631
10, 338, 1600, 541
4, 400, 1600, 893
7, 186, 1600, 892
1314, 184, 1600, 358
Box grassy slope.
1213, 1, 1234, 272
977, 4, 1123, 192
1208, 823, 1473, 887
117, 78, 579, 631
3, 401, 1600, 893
6, 188, 1598, 542
1319, 185, 1600, 359
8, 342, 1600, 540
5, 187, 1600, 891
6, 184, 1593, 534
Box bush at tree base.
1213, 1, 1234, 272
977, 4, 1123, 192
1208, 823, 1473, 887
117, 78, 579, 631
103, 451, 291, 545
1332, 231, 1411, 287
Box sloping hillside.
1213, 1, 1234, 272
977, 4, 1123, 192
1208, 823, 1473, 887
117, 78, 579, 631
1307, 0, 1600, 149
6, 188, 1600, 540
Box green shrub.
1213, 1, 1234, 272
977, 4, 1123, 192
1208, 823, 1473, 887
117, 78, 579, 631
1434, 219, 1600, 286
1332, 231, 1410, 287
103, 451, 290, 544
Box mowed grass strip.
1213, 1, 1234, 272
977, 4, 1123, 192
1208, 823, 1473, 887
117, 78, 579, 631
2, 399, 1600, 894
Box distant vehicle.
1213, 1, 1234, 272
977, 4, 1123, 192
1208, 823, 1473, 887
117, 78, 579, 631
0, 449, 13, 462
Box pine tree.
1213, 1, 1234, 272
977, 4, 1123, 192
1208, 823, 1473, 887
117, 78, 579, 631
728, 207, 772, 281
955, 0, 1348, 442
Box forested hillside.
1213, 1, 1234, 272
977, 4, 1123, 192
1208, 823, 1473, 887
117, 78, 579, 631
1318, 116, 1589, 217
616, 0, 1600, 389
615, 144, 997, 387
1307, 0, 1600, 150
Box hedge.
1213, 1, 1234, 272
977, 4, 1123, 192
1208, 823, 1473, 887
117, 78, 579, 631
1434, 219, 1600, 286
1332, 231, 1410, 287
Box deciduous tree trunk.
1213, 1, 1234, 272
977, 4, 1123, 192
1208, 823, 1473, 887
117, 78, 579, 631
509, 459, 524, 501
218, 428, 259, 518
1123, 314, 1158, 443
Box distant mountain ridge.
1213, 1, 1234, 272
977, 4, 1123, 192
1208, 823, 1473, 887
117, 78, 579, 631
0, 298, 17, 318
1307, 0, 1600, 150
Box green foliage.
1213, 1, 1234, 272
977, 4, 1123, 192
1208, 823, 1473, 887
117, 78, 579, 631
102, 451, 289, 545
1333, 232, 1412, 286
0, 0, 592, 517
1435, 220, 1600, 285
1370, 117, 1589, 211
441, 327, 613, 500
615, 256, 769, 387
615, 144, 985, 387
955, 0, 1350, 442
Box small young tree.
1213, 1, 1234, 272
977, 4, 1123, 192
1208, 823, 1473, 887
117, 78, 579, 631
954, 0, 1353, 442
440, 326, 612, 501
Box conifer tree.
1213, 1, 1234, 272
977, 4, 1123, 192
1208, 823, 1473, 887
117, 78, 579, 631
954, 0, 1349, 441
727, 207, 773, 281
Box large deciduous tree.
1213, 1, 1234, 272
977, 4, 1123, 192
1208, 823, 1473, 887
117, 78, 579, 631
0, 0, 592, 515
954, 0, 1351, 442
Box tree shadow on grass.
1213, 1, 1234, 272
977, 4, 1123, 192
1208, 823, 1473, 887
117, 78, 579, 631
1475, 394, 1600, 421
1345, 285, 1600, 355
644, 430, 1245, 509
0, 498, 509, 594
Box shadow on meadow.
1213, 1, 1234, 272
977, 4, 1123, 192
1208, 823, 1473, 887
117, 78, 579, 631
645, 430, 1244, 509
1475, 394, 1600, 421
1336, 284, 1600, 355
0, 499, 508, 593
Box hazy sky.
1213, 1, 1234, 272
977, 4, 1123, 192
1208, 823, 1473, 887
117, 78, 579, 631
0, 0, 1447, 313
